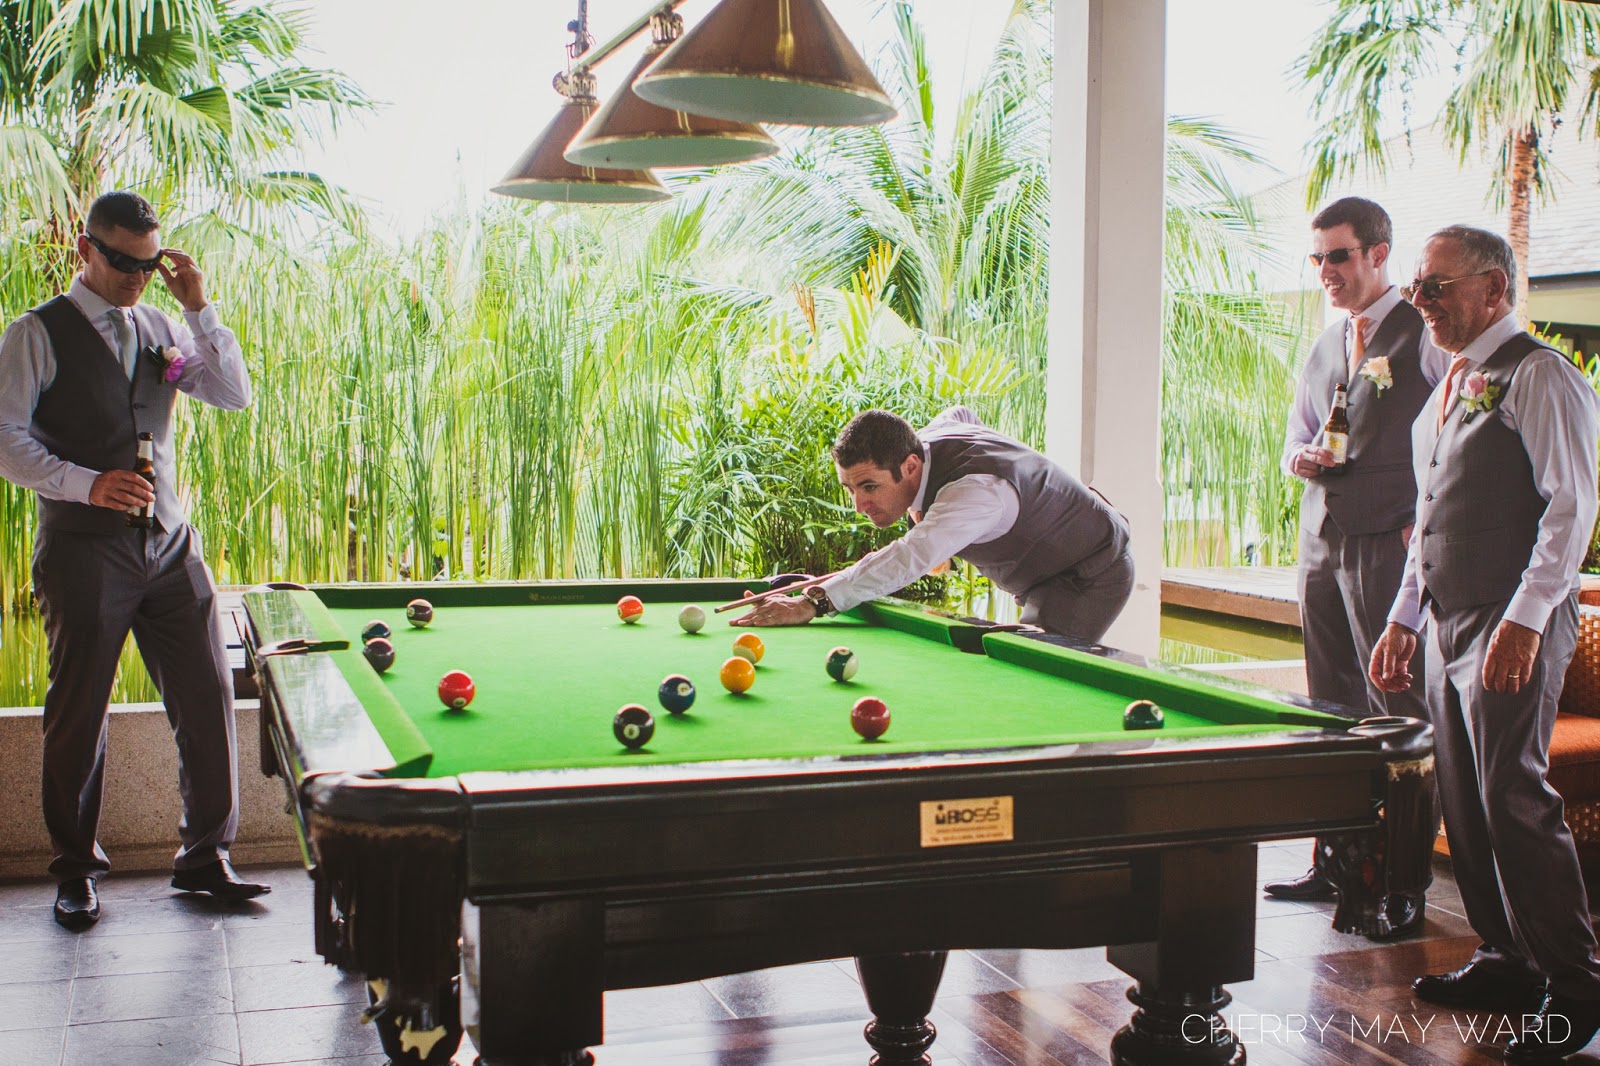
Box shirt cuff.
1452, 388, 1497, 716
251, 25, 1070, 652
1503, 590, 1558, 635
64, 465, 99, 506
1386, 594, 1426, 634
819, 574, 865, 614
183, 303, 220, 337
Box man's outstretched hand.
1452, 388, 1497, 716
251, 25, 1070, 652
730, 590, 818, 627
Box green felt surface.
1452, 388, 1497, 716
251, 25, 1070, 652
317, 598, 1349, 778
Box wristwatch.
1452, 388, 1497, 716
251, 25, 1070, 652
803, 585, 838, 617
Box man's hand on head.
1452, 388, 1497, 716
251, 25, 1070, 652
730, 590, 818, 628
155, 248, 207, 313
88, 469, 154, 511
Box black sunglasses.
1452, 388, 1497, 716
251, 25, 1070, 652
1401, 270, 1496, 304
87, 234, 164, 275
1307, 245, 1368, 267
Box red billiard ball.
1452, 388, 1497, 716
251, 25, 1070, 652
438, 670, 476, 712
851, 697, 890, 740
617, 595, 644, 624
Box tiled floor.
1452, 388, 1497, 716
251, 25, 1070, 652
0, 842, 1489, 1065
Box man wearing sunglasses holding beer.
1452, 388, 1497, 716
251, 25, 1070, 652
0, 190, 266, 930
1266, 197, 1449, 911
1371, 226, 1600, 1058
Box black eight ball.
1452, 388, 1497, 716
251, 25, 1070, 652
1123, 699, 1164, 730
613, 704, 656, 749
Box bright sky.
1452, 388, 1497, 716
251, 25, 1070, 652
294, 0, 1447, 237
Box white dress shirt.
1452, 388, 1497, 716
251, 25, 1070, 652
0, 276, 251, 505
1280, 285, 1451, 476
822, 409, 1021, 614
1387, 311, 1600, 633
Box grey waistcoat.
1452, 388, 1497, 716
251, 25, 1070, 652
920, 423, 1130, 598
29, 295, 184, 534
1416, 333, 1550, 612
1300, 300, 1433, 536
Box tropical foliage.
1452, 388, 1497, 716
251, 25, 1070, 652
1296, 0, 1600, 319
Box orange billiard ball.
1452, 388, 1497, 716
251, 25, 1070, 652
851, 696, 890, 740
719, 656, 756, 694
617, 595, 644, 624
438, 670, 476, 712
731, 632, 765, 664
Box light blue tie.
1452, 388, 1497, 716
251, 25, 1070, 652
107, 309, 135, 381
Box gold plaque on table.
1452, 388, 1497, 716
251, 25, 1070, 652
919, 796, 1014, 848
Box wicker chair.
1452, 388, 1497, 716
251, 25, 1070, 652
1555, 603, 1600, 873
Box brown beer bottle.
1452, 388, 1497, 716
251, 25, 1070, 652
1322, 384, 1350, 470
128, 431, 155, 528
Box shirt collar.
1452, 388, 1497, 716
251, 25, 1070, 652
1455, 310, 1523, 366
68, 275, 126, 322
909, 443, 931, 513
1350, 284, 1401, 333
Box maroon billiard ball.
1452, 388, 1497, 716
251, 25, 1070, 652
850, 696, 890, 740
438, 670, 476, 712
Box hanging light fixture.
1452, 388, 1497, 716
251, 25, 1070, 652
633, 0, 895, 127
565, 10, 778, 170
493, 70, 672, 204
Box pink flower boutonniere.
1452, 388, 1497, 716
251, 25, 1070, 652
1358, 355, 1393, 395
159, 345, 187, 383
1458, 370, 1501, 423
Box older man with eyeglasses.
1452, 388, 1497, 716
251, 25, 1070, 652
0, 190, 268, 930
1265, 197, 1449, 914
1371, 225, 1600, 1059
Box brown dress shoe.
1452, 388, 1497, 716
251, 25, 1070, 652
1412, 962, 1547, 1013
1263, 867, 1337, 901
1506, 991, 1600, 1059
54, 877, 100, 930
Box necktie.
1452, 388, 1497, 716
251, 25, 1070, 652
107, 309, 136, 381
1348, 315, 1367, 379
1437, 356, 1470, 428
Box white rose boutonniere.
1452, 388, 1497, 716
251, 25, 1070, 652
1358, 355, 1393, 395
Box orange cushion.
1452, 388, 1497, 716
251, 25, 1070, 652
1549, 713, 1600, 799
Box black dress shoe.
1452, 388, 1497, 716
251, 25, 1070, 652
54, 877, 100, 930
171, 859, 271, 901
1506, 991, 1600, 1059
1263, 868, 1338, 901
1413, 962, 1548, 1013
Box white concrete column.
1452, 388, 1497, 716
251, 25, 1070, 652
1047, 0, 1166, 655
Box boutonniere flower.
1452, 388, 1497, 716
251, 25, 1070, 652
151, 344, 186, 383
1458, 370, 1501, 423
1358, 355, 1393, 394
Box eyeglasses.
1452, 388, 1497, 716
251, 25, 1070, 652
1400, 270, 1496, 304
1308, 245, 1368, 267
86, 234, 163, 275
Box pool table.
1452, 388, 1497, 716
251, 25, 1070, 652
243, 579, 1435, 1066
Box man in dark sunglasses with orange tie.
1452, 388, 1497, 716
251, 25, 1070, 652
1266, 197, 1449, 916
0, 190, 268, 931
1371, 226, 1600, 1058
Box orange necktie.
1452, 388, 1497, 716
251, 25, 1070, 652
1348, 315, 1368, 379
1437, 356, 1470, 428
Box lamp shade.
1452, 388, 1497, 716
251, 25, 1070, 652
565, 41, 779, 169
493, 92, 671, 204
633, 0, 895, 127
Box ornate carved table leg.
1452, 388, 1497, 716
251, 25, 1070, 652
1111, 984, 1245, 1066
856, 951, 948, 1065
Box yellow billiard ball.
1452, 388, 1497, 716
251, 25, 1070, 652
732, 632, 765, 664
720, 656, 756, 694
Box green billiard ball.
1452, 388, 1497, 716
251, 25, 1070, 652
1123, 700, 1164, 730
614, 704, 656, 749
825, 646, 858, 683
658, 674, 696, 714
361, 619, 392, 644
362, 637, 395, 674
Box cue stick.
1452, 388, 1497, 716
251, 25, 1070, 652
713, 571, 844, 613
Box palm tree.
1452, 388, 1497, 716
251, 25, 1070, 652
0, 0, 370, 279
1297, 0, 1600, 320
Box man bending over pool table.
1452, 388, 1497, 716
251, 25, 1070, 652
733, 407, 1134, 642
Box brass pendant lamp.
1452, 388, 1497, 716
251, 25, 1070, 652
633, 0, 896, 127
493, 70, 671, 204
565, 11, 779, 170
